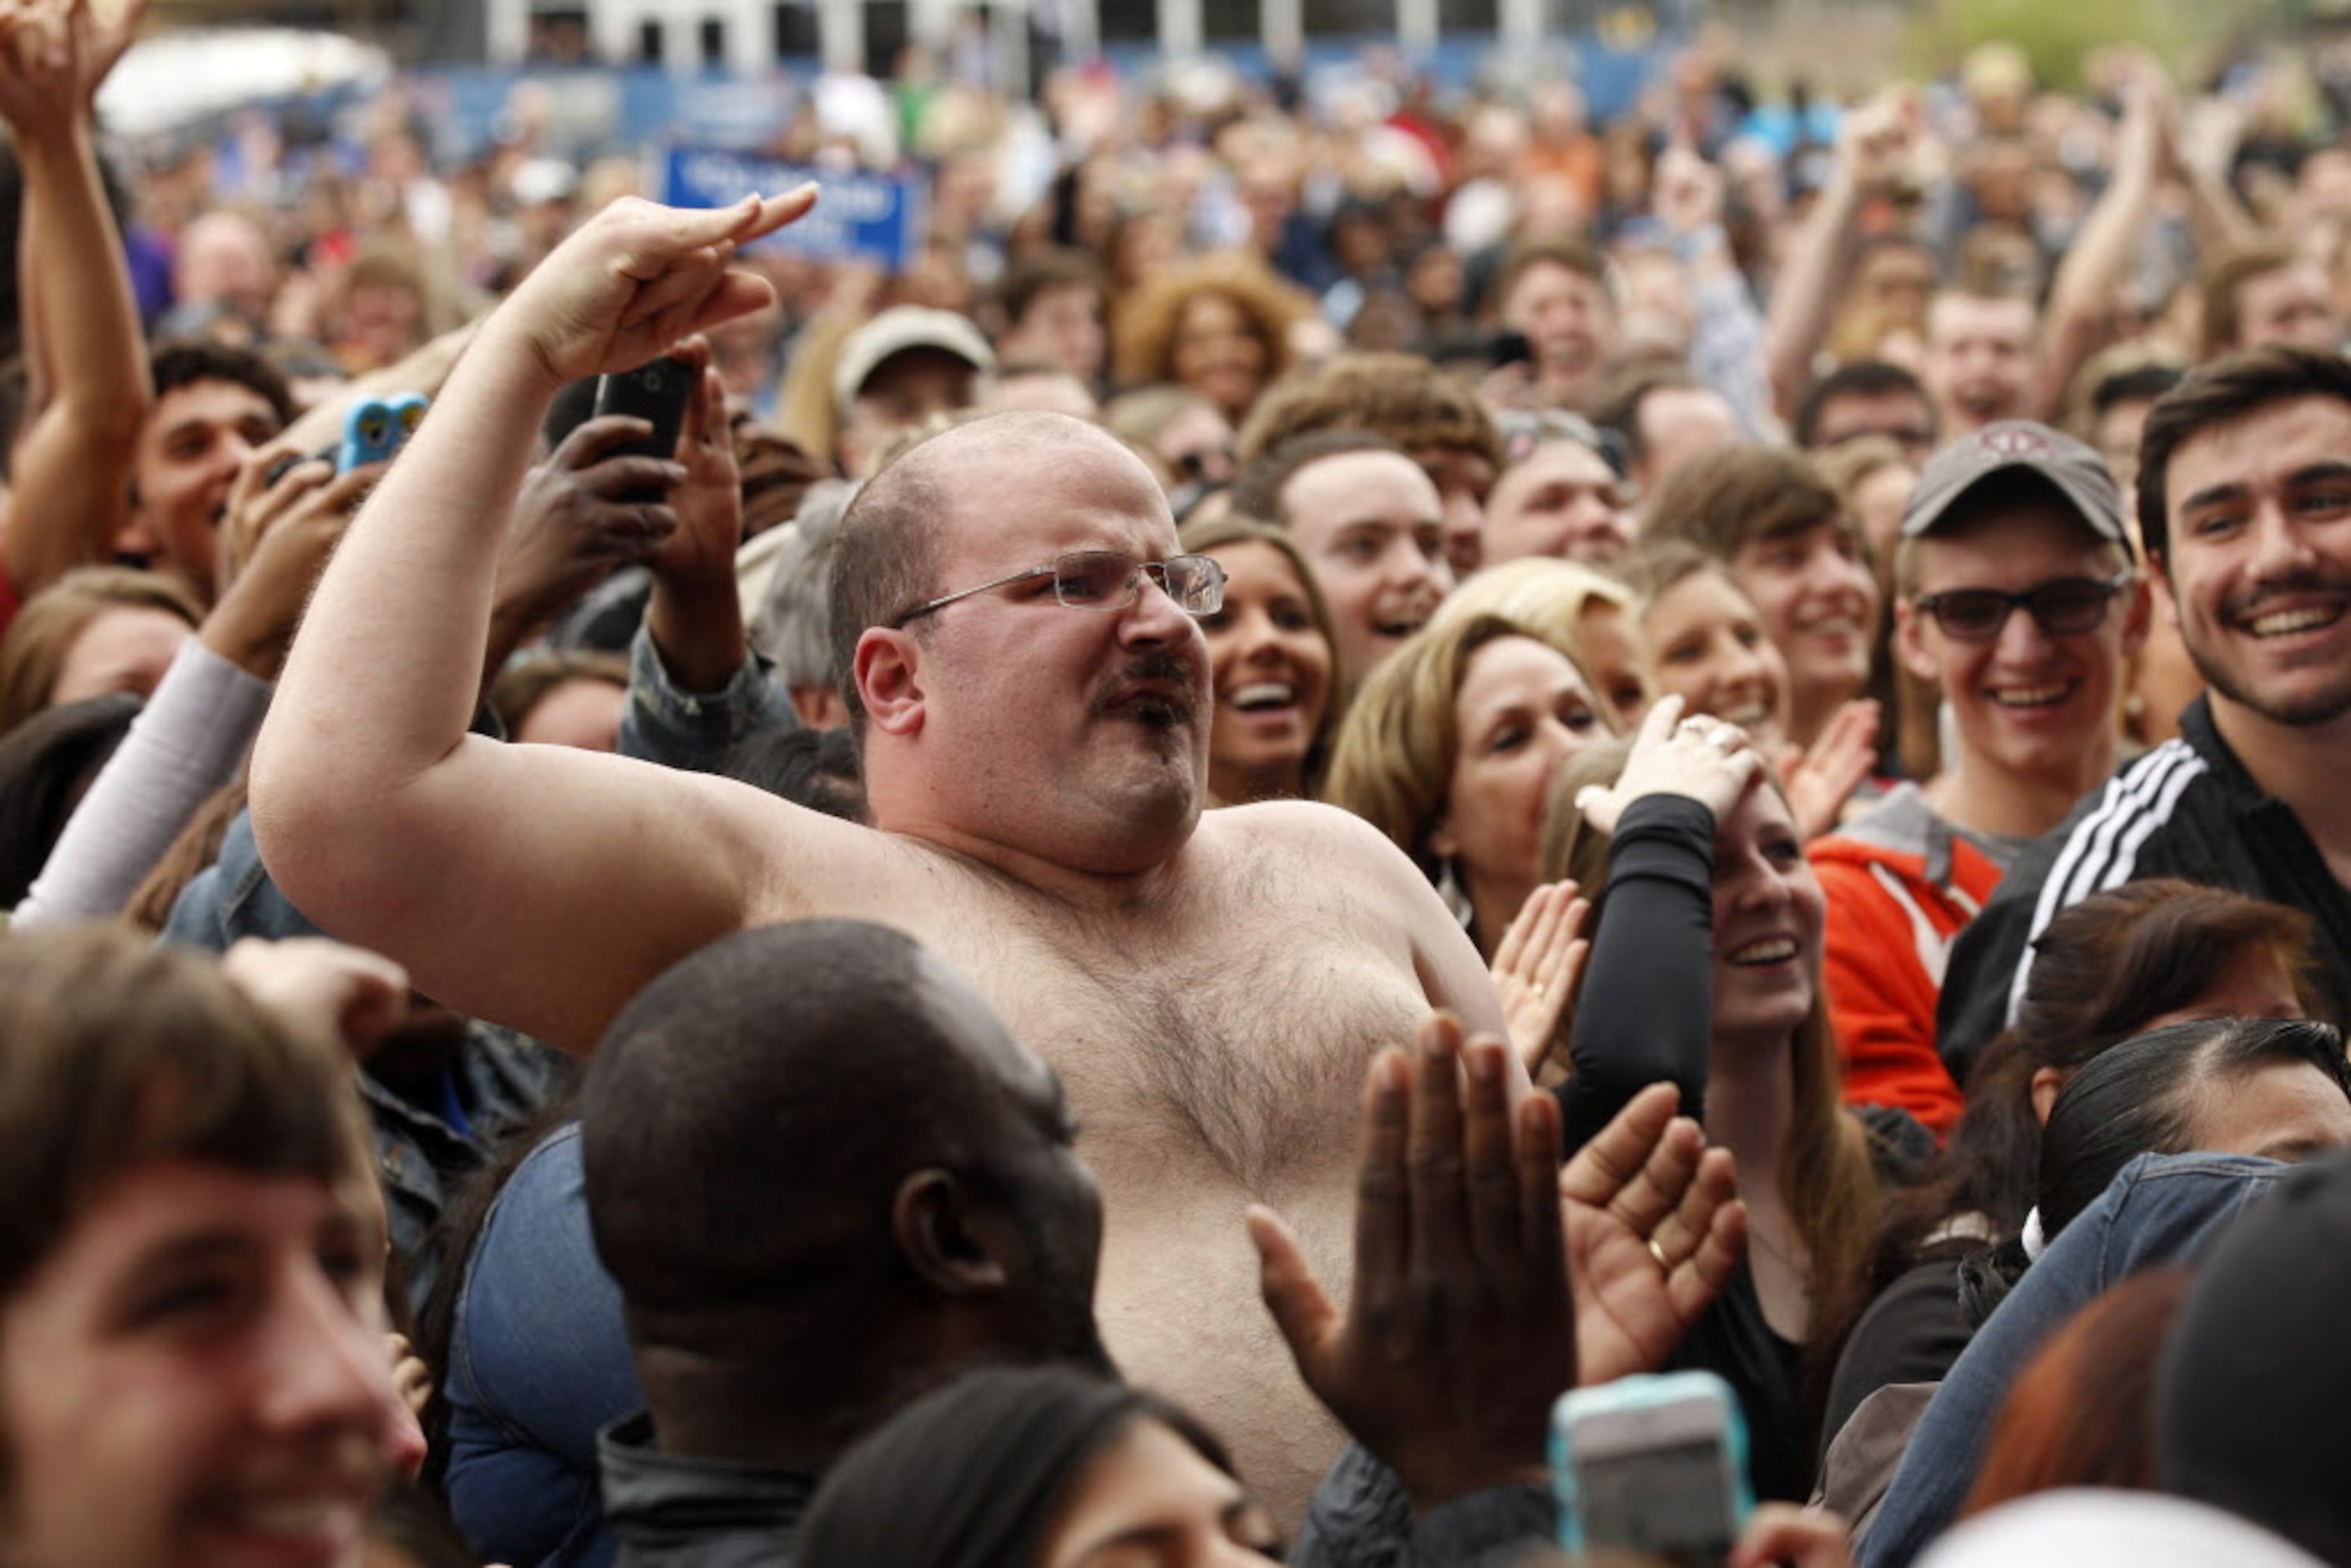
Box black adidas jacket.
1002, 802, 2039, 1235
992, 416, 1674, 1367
1936, 695, 2351, 1087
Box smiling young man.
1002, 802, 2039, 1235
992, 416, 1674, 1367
1939, 347, 2351, 1082
1233, 354, 1504, 582
1494, 239, 1618, 416
1810, 422, 2144, 1134
122, 342, 297, 602
0, 927, 399, 1568
1641, 444, 1880, 751
1919, 291, 2037, 442
1227, 429, 1454, 692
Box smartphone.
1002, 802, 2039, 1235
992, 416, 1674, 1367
334, 392, 430, 472
337, 398, 400, 471
387, 392, 429, 448
592, 354, 695, 500
1551, 1371, 1752, 1566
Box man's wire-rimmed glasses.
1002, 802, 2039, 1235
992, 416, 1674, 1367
890, 549, 1227, 629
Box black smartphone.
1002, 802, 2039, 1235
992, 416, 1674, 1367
1487, 329, 1534, 371
592, 354, 695, 501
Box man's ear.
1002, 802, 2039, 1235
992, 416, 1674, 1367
2150, 551, 2180, 631
855, 627, 925, 737
2118, 571, 2154, 658
893, 1169, 1009, 1297
1893, 598, 1939, 685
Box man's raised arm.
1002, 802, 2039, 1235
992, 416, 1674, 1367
250, 190, 822, 1050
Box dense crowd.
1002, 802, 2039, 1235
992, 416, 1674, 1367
8, 0, 2351, 1563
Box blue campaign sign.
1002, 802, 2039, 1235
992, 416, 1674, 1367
660, 148, 925, 271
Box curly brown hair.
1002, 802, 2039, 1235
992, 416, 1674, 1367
1110, 252, 1312, 412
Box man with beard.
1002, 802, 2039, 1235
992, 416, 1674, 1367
252, 194, 1509, 1518
1939, 346, 2351, 1080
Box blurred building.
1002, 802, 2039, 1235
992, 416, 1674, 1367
135, 0, 1627, 90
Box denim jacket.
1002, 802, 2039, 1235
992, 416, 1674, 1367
1860, 1153, 2286, 1567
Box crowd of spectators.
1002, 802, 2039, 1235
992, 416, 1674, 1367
12, 0, 2351, 1562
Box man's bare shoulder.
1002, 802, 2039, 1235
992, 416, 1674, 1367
1196, 798, 1431, 882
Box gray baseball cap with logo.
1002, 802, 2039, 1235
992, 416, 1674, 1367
1900, 419, 2133, 559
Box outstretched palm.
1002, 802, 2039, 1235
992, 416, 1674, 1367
1560, 1081, 1747, 1385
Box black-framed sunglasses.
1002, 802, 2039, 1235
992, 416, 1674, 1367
890, 549, 1227, 629
1913, 569, 2133, 643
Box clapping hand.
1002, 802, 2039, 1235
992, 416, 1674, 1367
1493, 879, 1590, 1076
1562, 1081, 1747, 1386
1779, 697, 1878, 841
1251, 1016, 1572, 1511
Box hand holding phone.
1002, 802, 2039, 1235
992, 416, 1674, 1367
592, 354, 695, 502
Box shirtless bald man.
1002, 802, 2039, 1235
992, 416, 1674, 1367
250, 193, 1509, 1515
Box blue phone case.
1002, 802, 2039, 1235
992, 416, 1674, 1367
337, 392, 430, 471
388, 392, 429, 445
1550, 1370, 1755, 1554
338, 398, 397, 471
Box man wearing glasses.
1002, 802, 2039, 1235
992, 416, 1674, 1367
1940, 348, 2351, 1082
253, 194, 1519, 1523
1810, 421, 2146, 1136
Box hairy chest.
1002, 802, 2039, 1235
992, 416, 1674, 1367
935, 872, 1433, 1194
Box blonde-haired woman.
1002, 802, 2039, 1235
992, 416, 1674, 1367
1325, 610, 1608, 959
1430, 556, 1648, 729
